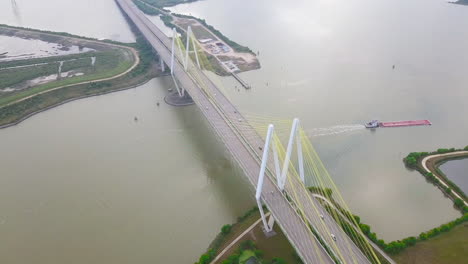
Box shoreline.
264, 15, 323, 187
404, 149, 468, 212
0, 24, 159, 128
422, 151, 468, 206
0, 25, 140, 108
0, 76, 156, 130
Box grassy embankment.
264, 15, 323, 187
0, 25, 159, 127
195, 207, 302, 264
0, 50, 133, 106
392, 223, 468, 264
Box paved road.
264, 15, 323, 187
116, 1, 374, 263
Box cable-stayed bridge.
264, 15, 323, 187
115, 1, 393, 263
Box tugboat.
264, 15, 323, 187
365, 120, 379, 128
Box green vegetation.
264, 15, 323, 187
0, 50, 133, 107
220, 240, 291, 264
307, 186, 333, 198
60, 57, 94, 72
239, 250, 256, 264
0, 52, 96, 69
221, 224, 233, 235
0, 62, 59, 89
196, 207, 303, 264
392, 223, 468, 264
195, 207, 260, 264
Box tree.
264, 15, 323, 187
405, 156, 417, 166
271, 258, 287, 264
409, 152, 422, 159
454, 198, 464, 209
221, 224, 232, 235
353, 215, 361, 224
419, 232, 428, 240
254, 249, 264, 259
359, 223, 370, 235
437, 148, 450, 154
377, 239, 386, 248
240, 240, 256, 250
464, 145, 468, 151
199, 253, 211, 264
403, 236, 417, 246
221, 254, 239, 264
445, 187, 451, 194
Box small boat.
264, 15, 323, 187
365, 120, 379, 128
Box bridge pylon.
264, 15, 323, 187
184, 26, 201, 70
279, 118, 305, 189
170, 27, 184, 97
256, 124, 279, 233
256, 118, 306, 234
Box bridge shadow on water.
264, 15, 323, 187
166, 87, 255, 220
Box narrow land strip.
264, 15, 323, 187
209, 213, 270, 264
421, 151, 468, 206
0, 26, 140, 108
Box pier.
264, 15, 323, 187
232, 72, 251, 89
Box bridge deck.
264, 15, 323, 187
115, 1, 372, 263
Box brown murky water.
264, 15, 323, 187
1, 0, 467, 263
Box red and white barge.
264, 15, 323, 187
365, 119, 431, 128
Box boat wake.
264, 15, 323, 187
307, 124, 365, 137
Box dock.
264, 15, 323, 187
379, 120, 431, 127
231, 72, 251, 89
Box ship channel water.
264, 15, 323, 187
0, 0, 467, 263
